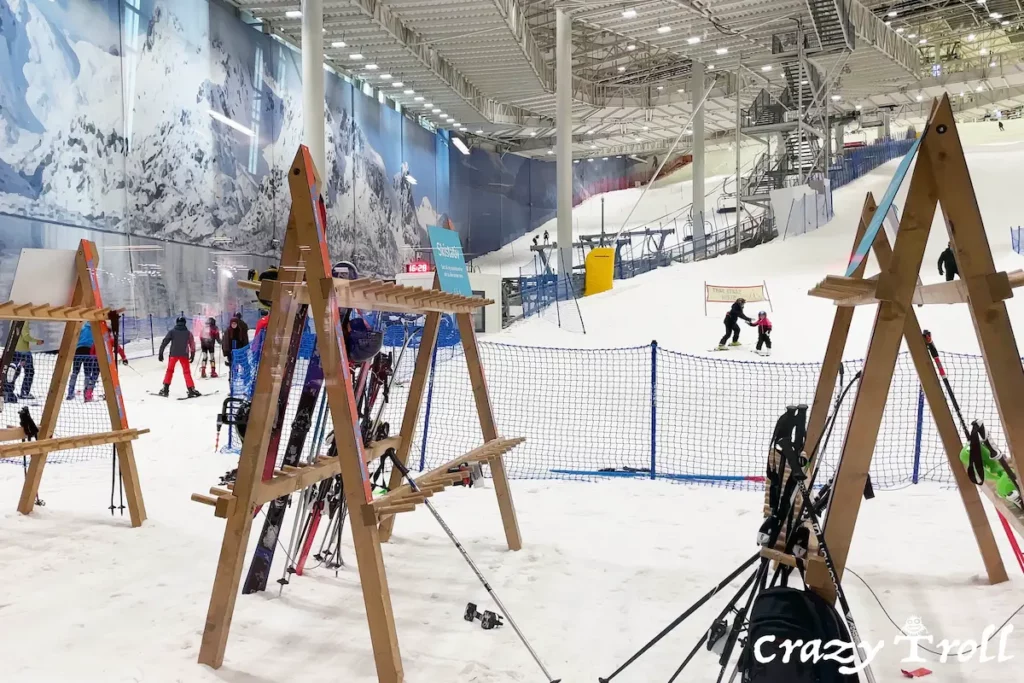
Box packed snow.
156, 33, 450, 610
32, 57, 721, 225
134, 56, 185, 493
4, 137, 1024, 683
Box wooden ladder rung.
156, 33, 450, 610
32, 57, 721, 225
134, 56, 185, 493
376, 503, 418, 517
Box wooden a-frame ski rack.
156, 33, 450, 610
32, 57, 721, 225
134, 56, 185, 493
763, 94, 1024, 602
193, 146, 524, 682
0, 239, 148, 526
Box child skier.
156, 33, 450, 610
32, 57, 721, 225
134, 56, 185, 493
158, 316, 199, 398
754, 311, 773, 356
67, 324, 99, 401
717, 298, 753, 350
200, 317, 221, 379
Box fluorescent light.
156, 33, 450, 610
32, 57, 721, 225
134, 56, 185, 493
896, 27, 904, 33
618, 65, 626, 72
440, 114, 449, 119
657, 25, 671, 33
285, 10, 301, 18
626, 44, 636, 51
1002, 20, 1009, 25
716, 47, 728, 55
916, 94, 923, 101
685, 129, 692, 135
405, 175, 417, 185
475, 130, 483, 134
602, 157, 608, 160
977, 85, 984, 92
980, 48, 989, 54
831, 94, 841, 101
657, 85, 664, 90
332, 41, 347, 48
414, 96, 424, 101
365, 63, 378, 70
677, 88, 685, 93
404, 89, 414, 94
587, 129, 595, 134
990, 12, 1002, 19
888, 10, 897, 17
642, 125, 649, 130
587, 159, 594, 163
908, 33, 916, 38
708, 64, 715, 70
393, 81, 404, 87
432, 108, 440, 113
990, 60, 997, 66
761, 64, 772, 71
855, 104, 862, 110
207, 110, 255, 137
349, 53, 363, 60
546, 150, 554, 155
885, 21, 891, 26
424, 103, 433, 107
452, 121, 459, 126
919, 38, 927, 44
967, 34, 976, 41
800, 79, 808, 85
687, 36, 700, 45
380, 74, 392, 80
530, 131, 536, 136
452, 137, 471, 155
590, 144, 597, 149
622, 8, 637, 18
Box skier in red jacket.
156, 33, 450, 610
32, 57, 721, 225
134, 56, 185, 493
754, 311, 773, 357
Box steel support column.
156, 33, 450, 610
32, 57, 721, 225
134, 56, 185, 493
692, 60, 706, 255
301, 0, 326, 179
556, 8, 573, 278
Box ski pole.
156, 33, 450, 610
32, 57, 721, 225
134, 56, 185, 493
922, 330, 970, 437
387, 453, 562, 683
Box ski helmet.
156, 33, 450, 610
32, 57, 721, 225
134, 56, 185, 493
345, 317, 383, 363
176, 315, 187, 326
758, 311, 767, 318
332, 261, 358, 280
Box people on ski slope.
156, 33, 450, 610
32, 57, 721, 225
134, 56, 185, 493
938, 242, 959, 281
754, 311, 773, 356
3, 322, 43, 401
222, 313, 250, 366
253, 309, 269, 342
543, 229, 550, 244
717, 298, 754, 349
199, 317, 221, 379
67, 324, 100, 401
158, 316, 200, 398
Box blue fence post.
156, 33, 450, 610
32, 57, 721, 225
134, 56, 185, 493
650, 340, 658, 479
228, 340, 236, 451
149, 314, 155, 356
912, 385, 925, 484
418, 342, 439, 471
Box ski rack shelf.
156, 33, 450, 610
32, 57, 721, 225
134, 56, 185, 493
786, 96, 1024, 604
0, 428, 149, 459
808, 268, 1024, 307
0, 240, 147, 527
195, 146, 523, 683
238, 276, 492, 314
0, 301, 123, 323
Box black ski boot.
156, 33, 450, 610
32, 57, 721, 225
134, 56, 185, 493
187, 387, 202, 399
157, 384, 170, 397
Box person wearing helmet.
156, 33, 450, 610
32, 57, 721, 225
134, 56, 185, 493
717, 297, 754, 350
200, 317, 221, 378
158, 316, 199, 398
344, 316, 383, 364
754, 311, 773, 356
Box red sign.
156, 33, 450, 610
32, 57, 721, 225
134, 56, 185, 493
405, 260, 432, 273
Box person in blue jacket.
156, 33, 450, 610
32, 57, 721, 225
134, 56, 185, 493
66, 324, 99, 401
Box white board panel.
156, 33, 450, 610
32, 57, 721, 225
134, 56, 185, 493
8, 249, 78, 307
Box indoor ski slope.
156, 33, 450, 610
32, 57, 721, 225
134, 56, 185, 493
497, 139, 1024, 359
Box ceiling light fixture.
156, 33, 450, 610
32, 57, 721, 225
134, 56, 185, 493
643, 125, 649, 130
452, 137, 471, 155
414, 96, 424, 101
657, 25, 671, 33
677, 88, 685, 93
977, 85, 984, 92
1002, 20, 1010, 25
590, 144, 597, 149
967, 33, 976, 41
762, 64, 772, 71
530, 131, 536, 136
831, 94, 841, 101
888, 10, 897, 17
918, 38, 927, 44
626, 44, 636, 51
687, 36, 700, 45
622, 8, 637, 18
405, 175, 417, 185
285, 10, 301, 18
618, 65, 626, 72
885, 21, 891, 26
855, 104, 862, 110
716, 47, 728, 55
916, 94, 923, 101
896, 27, 904, 33
332, 41, 346, 48
546, 149, 554, 155
404, 89, 414, 94
908, 33, 916, 38
587, 129, 595, 134
981, 47, 989, 54
708, 64, 715, 70
990, 12, 1002, 19
365, 63, 378, 70
685, 129, 692, 135
633, 136, 641, 141
424, 102, 433, 107
432, 108, 440, 113
380, 74, 392, 80
475, 130, 483, 134
603, 157, 609, 161
990, 60, 997, 66
392, 81, 404, 87
349, 53, 363, 60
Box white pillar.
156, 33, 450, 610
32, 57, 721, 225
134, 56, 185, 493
882, 110, 892, 141
556, 9, 573, 278
691, 60, 706, 255
302, 0, 326, 180
734, 56, 742, 254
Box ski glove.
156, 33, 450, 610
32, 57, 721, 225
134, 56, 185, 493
189, 352, 195, 363
158, 353, 164, 363
122, 358, 129, 366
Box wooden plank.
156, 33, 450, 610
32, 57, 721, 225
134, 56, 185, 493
251, 456, 342, 507
379, 299, 441, 542
809, 143, 942, 603
198, 211, 306, 670
288, 147, 403, 683
79, 240, 148, 528
922, 95, 1024, 489
0, 429, 147, 459
457, 310, 523, 552
0, 426, 26, 442
378, 438, 524, 503
872, 228, 1007, 586
17, 275, 84, 516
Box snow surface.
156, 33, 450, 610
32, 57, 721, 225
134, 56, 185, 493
5, 141, 1024, 682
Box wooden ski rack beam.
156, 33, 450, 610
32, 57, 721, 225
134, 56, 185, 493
0, 428, 149, 459
0, 301, 123, 322
238, 276, 492, 314
4, 240, 148, 527
197, 146, 524, 682
809, 269, 1024, 307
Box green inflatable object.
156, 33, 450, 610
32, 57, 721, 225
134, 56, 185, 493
960, 442, 1020, 501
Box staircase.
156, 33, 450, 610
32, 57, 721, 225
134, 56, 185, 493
805, 0, 855, 53
783, 133, 821, 175
774, 35, 824, 113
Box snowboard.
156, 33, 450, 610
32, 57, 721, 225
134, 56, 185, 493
243, 349, 324, 593
0, 321, 25, 409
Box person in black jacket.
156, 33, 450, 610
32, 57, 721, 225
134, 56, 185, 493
158, 316, 199, 398
717, 298, 754, 349
222, 313, 249, 366
938, 242, 958, 281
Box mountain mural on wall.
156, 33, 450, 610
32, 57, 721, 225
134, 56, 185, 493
0, 0, 434, 281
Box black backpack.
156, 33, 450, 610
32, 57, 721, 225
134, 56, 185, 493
741, 586, 859, 683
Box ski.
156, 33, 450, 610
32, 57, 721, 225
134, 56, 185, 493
243, 348, 324, 593
178, 390, 219, 401
0, 321, 25, 409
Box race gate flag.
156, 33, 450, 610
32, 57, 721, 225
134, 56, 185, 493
428, 225, 472, 296
704, 281, 772, 316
